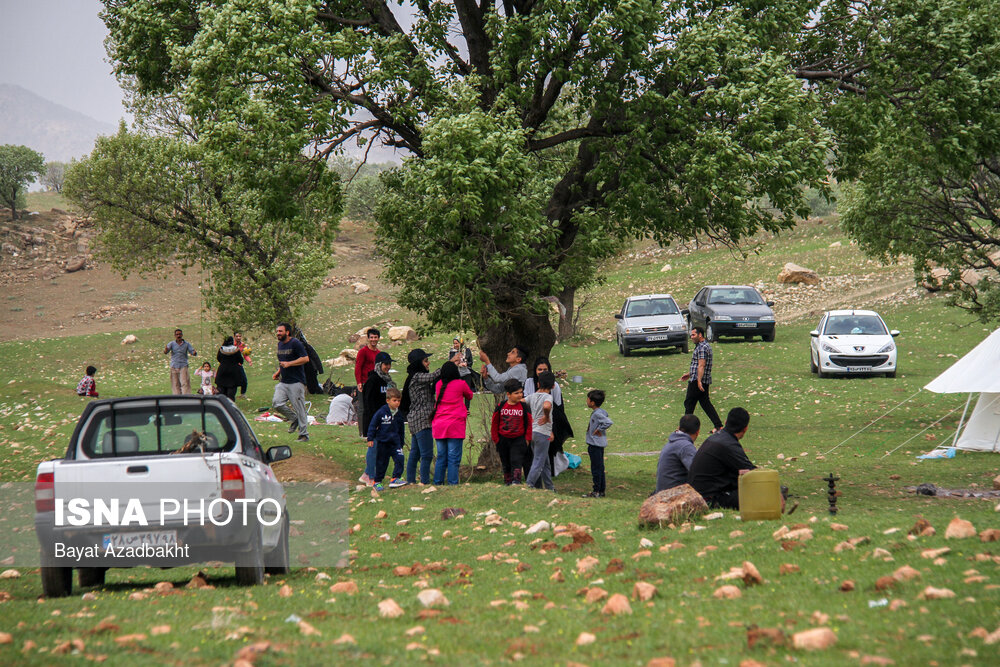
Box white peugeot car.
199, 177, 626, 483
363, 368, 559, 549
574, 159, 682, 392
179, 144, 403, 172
810, 310, 899, 378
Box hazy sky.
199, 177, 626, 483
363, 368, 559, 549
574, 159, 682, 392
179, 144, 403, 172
0, 0, 126, 124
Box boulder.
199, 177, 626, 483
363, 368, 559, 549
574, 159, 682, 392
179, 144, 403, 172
638, 484, 708, 527
121, 334, 138, 345
388, 326, 419, 342
352, 282, 370, 294
1, 243, 18, 255
777, 263, 820, 285
65, 256, 87, 273
944, 517, 976, 539
328, 348, 358, 368
923, 267, 982, 291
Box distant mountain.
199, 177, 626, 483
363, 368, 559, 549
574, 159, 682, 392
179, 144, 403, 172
0, 83, 116, 163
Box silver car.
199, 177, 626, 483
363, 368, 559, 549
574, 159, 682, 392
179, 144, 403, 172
614, 294, 689, 356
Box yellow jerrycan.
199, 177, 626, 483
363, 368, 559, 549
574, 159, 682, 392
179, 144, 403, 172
739, 469, 782, 520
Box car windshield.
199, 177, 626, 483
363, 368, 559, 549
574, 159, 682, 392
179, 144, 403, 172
707, 288, 763, 305
823, 315, 887, 336
625, 298, 679, 317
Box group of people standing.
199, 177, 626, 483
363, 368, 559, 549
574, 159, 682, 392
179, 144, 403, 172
163, 328, 252, 399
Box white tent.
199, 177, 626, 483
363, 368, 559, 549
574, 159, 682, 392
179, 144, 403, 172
924, 328, 1000, 452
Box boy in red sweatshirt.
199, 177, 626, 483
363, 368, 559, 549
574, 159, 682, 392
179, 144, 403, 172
491, 379, 532, 485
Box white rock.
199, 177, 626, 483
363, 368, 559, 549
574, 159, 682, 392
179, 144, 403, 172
660, 263, 672, 272
416, 588, 449, 608
639, 537, 654, 548
387, 326, 419, 342
352, 282, 370, 294
525, 520, 551, 535
121, 334, 138, 345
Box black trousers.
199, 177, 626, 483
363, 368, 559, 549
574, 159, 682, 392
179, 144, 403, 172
588, 445, 606, 494
496, 435, 528, 483
705, 489, 740, 510
684, 381, 722, 429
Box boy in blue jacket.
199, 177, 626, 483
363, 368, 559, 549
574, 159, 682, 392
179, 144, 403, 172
367, 387, 407, 491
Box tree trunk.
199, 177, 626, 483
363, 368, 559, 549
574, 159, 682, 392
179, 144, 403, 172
557, 286, 576, 341
476, 305, 557, 371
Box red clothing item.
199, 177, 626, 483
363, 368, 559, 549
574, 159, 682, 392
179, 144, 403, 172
491, 401, 532, 443
355, 345, 378, 385
431, 379, 474, 439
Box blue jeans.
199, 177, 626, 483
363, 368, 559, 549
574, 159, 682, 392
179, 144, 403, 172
365, 443, 376, 479
434, 438, 463, 485
407, 428, 434, 484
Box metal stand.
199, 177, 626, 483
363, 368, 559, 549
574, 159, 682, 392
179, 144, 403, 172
823, 472, 840, 515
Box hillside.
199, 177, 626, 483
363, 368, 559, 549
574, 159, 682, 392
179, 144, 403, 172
0, 83, 115, 163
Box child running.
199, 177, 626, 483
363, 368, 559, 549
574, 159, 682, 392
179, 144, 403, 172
76, 366, 99, 398
584, 389, 613, 498
367, 387, 407, 491
490, 379, 532, 485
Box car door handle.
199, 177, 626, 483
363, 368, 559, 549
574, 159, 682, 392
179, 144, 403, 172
126, 465, 148, 474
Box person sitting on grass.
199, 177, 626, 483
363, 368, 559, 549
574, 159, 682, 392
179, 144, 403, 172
655, 414, 701, 492
76, 365, 99, 398
367, 387, 407, 491
687, 407, 757, 509
490, 379, 532, 485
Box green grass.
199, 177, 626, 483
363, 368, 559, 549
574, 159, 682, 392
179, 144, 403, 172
0, 219, 998, 665
23, 190, 71, 212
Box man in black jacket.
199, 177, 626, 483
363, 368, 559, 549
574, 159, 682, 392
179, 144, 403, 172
687, 407, 756, 509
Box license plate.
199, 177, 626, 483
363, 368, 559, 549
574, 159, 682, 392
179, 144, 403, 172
646, 335, 669, 341
847, 366, 872, 373
735, 322, 756, 328
103, 530, 178, 549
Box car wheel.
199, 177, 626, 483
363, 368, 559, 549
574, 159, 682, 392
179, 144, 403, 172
681, 338, 689, 354
886, 370, 897, 378
235, 528, 265, 586
817, 365, 827, 379
762, 331, 775, 342
619, 335, 632, 357
706, 322, 715, 342
810, 352, 817, 374
40, 552, 72, 598
78, 567, 106, 588
265, 514, 291, 575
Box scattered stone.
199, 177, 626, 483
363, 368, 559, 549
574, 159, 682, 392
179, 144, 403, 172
329, 581, 359, 595
920, 547, 950, 559
441, 508, 466, 520
638, 484, 708, 527
378, 599, 405, 618
980, 529, 1000, 542
777, 262, 820, 286
387, 326, 419, 342
525, 520, 550, 535
713, 585, 742, 599
352, 283, 370, 294
65, 256, 87, 273
944, 517, 976, 539
601, 594, 632, 616
792, 627, 837, 650
120, 334, 138, 345
584, 587, 608, 604
416, 589, 449, 608
892, 565, 921, 582
839, 580, 855, 592
575, 632, 596, 646
918, 586, 956, 600
742, 561, 763, 586
633, 582, 657, 601
779, 563, 800, 575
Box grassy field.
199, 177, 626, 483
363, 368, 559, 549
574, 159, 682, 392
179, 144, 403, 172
0, 218, 998, 665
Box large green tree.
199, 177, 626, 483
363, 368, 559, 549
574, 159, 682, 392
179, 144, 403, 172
832, 0, 1000, 321
0, 145, 45, 220
107, 1, 984, 359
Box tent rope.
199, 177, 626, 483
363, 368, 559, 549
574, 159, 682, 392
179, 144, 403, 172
821, 388, 924, 456
879, 401, 968, 458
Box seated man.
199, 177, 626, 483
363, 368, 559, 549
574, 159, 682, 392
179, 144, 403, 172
655, 414, 700, 492
687, 407, 756, 509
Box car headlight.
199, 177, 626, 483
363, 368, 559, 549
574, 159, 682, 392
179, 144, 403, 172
821, 343, 840, 353
759, 315, 775, 322
877, 341, 895, 353
712, 315, 733, 321
624, 327, 643, 334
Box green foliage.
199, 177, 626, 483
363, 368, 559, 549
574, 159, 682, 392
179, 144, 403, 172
65, 126, 340, 332
0, 144, 45, 220
830, 0, 1000, 322
99, 0, 840, 358
41, 161, 68, 194
329, 157, 393, 222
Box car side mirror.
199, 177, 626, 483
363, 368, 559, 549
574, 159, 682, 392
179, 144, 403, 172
614, 313, 623, 319
766, 301, 774, 307
890, 330, 900, 337
266, 445, 292, 463
810, 330, 819, 338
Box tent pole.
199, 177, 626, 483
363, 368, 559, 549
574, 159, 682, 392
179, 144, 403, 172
952, 393, 973, 448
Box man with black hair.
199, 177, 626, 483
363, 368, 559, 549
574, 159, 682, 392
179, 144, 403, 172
272, 322, 311, 442
354, 327, 381, 436
479, 345, 529, 396
680, 327, 723, 432
687, 407, 756, 509
655, 414, 701, 492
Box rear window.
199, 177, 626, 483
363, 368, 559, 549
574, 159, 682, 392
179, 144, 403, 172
80, 401, 238, 458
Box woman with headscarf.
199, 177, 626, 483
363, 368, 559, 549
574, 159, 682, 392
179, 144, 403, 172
524, 356, 574, 477
431, 361, 474, 485
215, 336, 244, 400
400, 348, 443, 485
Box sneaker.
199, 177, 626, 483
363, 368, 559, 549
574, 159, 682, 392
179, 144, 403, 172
388, 478, 408, 488
287, 421, 299, 434
582, 491, 603, 498
359, 473, 371, 485
297, 434, 309, 442
373, 482, 385, 492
